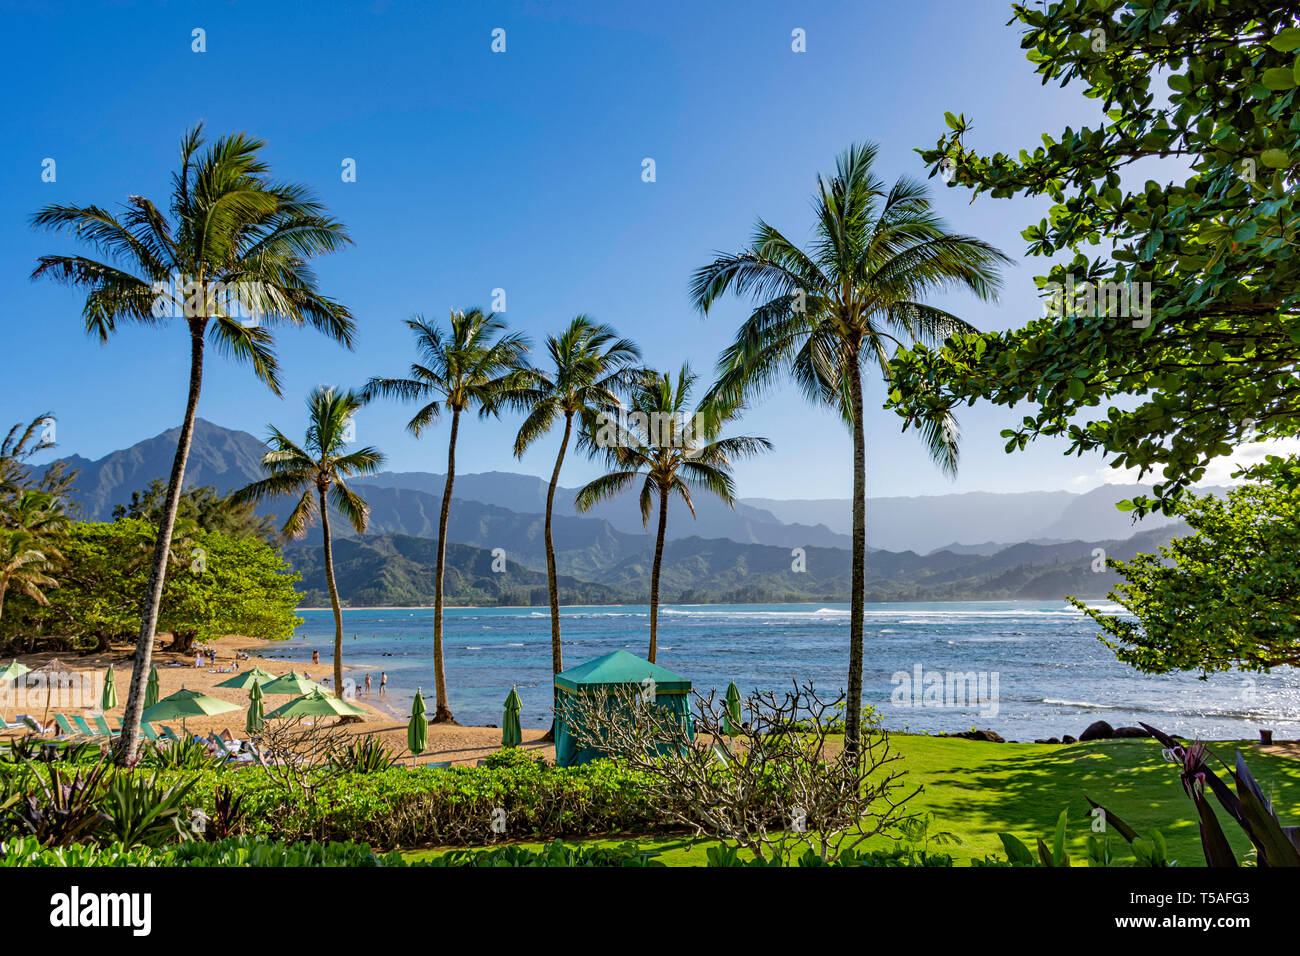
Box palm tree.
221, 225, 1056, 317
233, 387, 384, 696
0, 491, 66, 622
575, 366, 770, 662
363, 309, 530, 723
31, 124, 354, 762
689, 142, 1009, 756
513, 316, 641, 690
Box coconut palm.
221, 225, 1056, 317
31, 124, 354, 762
513, 316, 641, 686
575, 366, 770, 662
232, 387, 384, 696
689, 142, 1009, 755
362, 309, 530, 723
0, 491, 66, 622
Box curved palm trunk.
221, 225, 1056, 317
648, 484, 669, 664
432, 406, 460, 723
117, 322, 205, 765
319, 486, 345, 695
845, 354, 867, 760
540, 413, 573, 741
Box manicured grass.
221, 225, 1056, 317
402, 736, 1300, 866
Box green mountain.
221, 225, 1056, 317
284, 522, 1185, 607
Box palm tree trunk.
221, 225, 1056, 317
845, 353, 867, 760
116, 322, 205, 765
319, 487, 345, 696
540, 413, 573, 742
648, 484, 669, 664
432, 406, 460, 723
0, 579, 7, 623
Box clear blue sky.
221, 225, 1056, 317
1, 0, 1122, 500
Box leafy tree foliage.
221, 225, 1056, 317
112, 479, 278, 543
889, 1, 1300, 515
0, 520, 300, 656
1072, 456, 1300, 674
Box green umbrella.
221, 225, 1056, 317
0, 660, 29, 684
0, 661, 29, 722
216, 667, 278, 690
245, 679, 264, 735
259, 670, 333, 696
263, 689, 368, 720
100, 664, 118, 711
142, 687, 240, 725
144, 666, 160, 709
723, 681, 742, 736
408, 688, 428, 764
502, 687, 522, 748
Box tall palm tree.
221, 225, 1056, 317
575, 366, 770, 662
513, 316, 640, 690
31, 124, 354, 763
232, 387, 384, 696
363, 309, 530, 723
690, 142, 1009, 756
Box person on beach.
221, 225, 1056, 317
311, 650, 320, 665
194, 651, 203, 668
364, 673, 372, 696
379, 672, 387, 696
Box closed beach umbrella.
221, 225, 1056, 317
723, 681, 742, 736
100, 664, 118, 711
263, 689, 368, 720
144, 666, 160, 709
260, 671, 332, 696
246, 679, 264, 735
216, 667, 278, 691
408, 688, 427, 764
143, 687, 240, 726
502, 687, 522, 748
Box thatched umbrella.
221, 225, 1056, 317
26, 658, 83, 726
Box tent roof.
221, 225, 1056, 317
555, 650, 691, 693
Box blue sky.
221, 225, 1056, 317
1, 0, 1146, 500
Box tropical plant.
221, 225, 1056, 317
690, 143, 1008, 754
31, 124, 354, 763
575, 366, 770, 661
328, 735, 396, 774
233, 387, 383, 694
98, 770, 198, 847
512, 316, 640, 700
1072, 456, 1300, 674
362, 309, 530, 722
0, 492, 65, 622
1, 762, 110, 848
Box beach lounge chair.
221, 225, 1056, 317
71, 715, 98, 737
19, 715, 50, 734
139, 722, 159, 741
53, 714, 84, 737
426, 761, 451, 769
160, 726, 182, 744
93, 715, 119, 738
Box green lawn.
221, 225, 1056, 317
403, 735, 1300, 866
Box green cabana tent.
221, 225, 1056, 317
553, 650, 693, 768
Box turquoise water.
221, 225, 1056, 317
261, 601, 1300, 741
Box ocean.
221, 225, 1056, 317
261, 601, 1300, 741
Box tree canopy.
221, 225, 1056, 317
1072, 456, 1300, 674
888, 1, 1300, 516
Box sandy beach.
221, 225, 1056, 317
1, 634, 554, 765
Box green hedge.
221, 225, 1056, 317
178, 749, 672, 848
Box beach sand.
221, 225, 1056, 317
1, 634, 554, 766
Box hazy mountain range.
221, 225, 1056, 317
35, 419, 1194, 605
